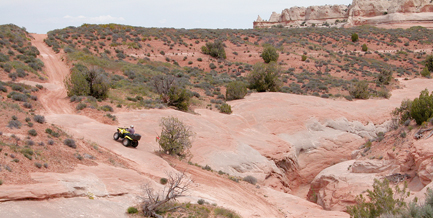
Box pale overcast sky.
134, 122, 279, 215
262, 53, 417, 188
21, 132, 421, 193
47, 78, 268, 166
0, 0, 352, 33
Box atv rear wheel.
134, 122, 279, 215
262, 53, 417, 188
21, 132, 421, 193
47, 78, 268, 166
131, 141, 138, 148
113, 132, 120, 140
122, 138, 131, 147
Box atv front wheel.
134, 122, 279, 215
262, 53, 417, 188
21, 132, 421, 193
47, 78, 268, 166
131, 141, 138, 148
113, 132, 120, 140
122, 138, 131, 147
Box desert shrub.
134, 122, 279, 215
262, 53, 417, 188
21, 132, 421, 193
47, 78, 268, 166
243, 175, 257, 185
201, 41, 226, 59
76, 103, 87, 110
377, 70, 393, 85
63, 138, 76, 149
347, 178, 409, 218
349, 81, 370, 99
209, 63, 217, 69
197, 199, 205, 205
362, 44, 368, 52
34, 162, 42, 169
0, 85, 7, 92
214, 208, 241, 218
393, 99, 413, 124
33, 115, 45, 123
151, 74, 178, 103
28, 129, 37, 136
23, 102, 32, 108
410, 89, 433, 125
399, 189, 433, 217
421, 66, 431, 78
45, 128, 60, 137
302, 55, 307, 61
158, 116, 194, 156
9, 92, 27, 102
47, 139, 54, 145
167, 86, 190, 112
226, 81, 247, 101
65, 65, 109, 99
425, 55, 433, 72
197, 57, 202, 62
159, 50, 165, 55
127, 207, 138, 214
261, 45, 279, 63
248, 62, 281, 92
160, 178, 168, 185
219, 103, 232, 114
100, 105, 113, 112
352, 33, 359, 42
8, 120, 21, 129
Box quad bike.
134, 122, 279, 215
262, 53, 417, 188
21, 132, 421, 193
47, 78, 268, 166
113, 127, 141, 148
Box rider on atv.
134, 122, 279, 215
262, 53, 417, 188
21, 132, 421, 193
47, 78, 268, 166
127, 125, 135, 134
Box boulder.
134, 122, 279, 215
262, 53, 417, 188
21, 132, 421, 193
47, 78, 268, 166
307, 159, 400, 211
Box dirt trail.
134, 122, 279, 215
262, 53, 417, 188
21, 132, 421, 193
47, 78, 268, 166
31, 34, 73, 114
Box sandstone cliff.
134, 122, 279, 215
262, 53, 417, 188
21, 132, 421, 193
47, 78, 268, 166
254, 0, 433, 28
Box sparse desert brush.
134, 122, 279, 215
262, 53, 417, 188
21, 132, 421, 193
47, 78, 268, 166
261, 45, 279, 63
219, 103, 232, 114
243, 175, 257, 185
226, 81, 247, 101
63, 138, 76, 149
28, 129, 37, 136
127, 207, 138, 214
33, 115, 45, 124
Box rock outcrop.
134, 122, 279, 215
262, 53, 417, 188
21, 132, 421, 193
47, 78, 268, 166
254, 0, 433, 28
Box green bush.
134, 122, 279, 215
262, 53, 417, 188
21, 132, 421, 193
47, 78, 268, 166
301, 55, 307, 61
100, 105, 113, 112
201, 41, 226, 59
65, 65, 109, 99
248, 62, 281, 92
226, 81, 247, 101
158, 116, 194, 156
349, 81, 370, 99
243, 175, 257, 185
219, 103, 232, 114
410, 89, 433, 125
63, 138, 76, 149
34, 162, 42, 168
261, 45, 279, 63
160, 177, 168, 185
33, 115, 45, 124
393, 99, 413, 124
168, 86, 190, 112
127, 207, 138, 214
421, 66, 431, 78
377, 70, 393, 86
362, 44, 368, 52
426, 55, 433, 72
28, 129, 37, 136
352, 33, 359, 42
197, 199, 205, 205
76, 103, 87, 110
214, 208, 241, 218
347, 178, 409, 218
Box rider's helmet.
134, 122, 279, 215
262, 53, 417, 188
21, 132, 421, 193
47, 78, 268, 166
130, 125, 134, 128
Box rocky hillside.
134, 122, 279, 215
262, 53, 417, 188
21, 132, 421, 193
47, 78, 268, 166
254, 0, 433, 28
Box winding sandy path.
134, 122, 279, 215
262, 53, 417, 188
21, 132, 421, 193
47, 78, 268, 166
31, 34, 73, 114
